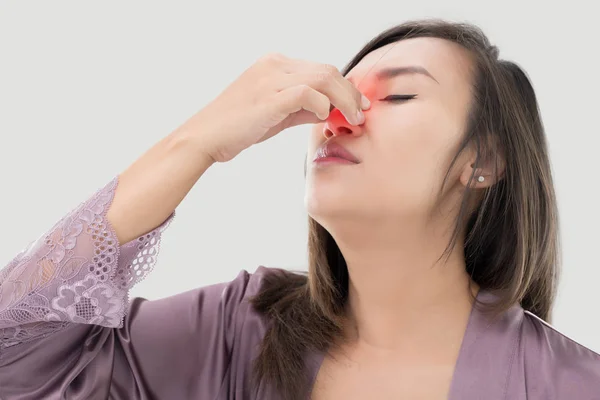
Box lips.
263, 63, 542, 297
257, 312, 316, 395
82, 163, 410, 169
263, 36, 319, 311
313, 141, 360, 164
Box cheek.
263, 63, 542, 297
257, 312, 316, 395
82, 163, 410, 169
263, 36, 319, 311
374, 98, 464, 160
369, 106, 444, 165
366, 108, 458, 206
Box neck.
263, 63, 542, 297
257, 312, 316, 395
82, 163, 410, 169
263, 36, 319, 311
329, 216, 478, 356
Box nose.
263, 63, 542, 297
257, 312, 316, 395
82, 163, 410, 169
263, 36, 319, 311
322, 107, 364, 139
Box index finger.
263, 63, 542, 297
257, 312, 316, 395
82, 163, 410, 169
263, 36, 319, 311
292, 60, 370, 125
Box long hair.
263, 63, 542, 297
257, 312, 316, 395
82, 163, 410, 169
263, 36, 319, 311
251, 19, 560, 399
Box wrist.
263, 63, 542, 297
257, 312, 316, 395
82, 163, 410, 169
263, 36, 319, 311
167, 126, 217, 171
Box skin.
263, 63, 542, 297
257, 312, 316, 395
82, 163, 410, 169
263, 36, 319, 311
305, 37, 502, 399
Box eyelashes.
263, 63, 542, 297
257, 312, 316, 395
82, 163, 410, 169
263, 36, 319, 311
383, 94, 417, 102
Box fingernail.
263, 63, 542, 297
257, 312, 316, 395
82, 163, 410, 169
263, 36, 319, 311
355, 110, 365, 125
361, 95, 371, 110
340, 111, 352, 124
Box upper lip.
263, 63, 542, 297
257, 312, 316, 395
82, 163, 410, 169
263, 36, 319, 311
313, 140, 360, 163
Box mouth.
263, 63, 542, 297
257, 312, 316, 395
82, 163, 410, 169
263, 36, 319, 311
313, 141, 360, 164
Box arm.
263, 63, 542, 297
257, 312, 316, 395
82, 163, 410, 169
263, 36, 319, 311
0, 128, 213, 350
106, 126, 214, 245
0, 268, 266, 399
0, 128, 264, 398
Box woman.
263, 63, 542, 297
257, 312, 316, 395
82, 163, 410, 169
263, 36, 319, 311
0, 19, 598, 400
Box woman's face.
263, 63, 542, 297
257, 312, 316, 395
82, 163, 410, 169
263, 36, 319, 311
305, 37, 477, 225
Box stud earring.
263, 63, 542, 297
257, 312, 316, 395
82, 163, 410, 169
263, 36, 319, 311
477, 176, 485, 182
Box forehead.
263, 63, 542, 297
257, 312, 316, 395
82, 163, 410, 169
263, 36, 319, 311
346, 37, 474, 86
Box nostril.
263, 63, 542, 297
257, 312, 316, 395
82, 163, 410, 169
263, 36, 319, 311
323, 126, 353, 138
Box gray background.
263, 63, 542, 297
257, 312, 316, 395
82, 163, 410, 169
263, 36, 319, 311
1, 1, 598, 353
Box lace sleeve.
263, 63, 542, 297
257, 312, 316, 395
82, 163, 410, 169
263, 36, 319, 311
0, 176, 174, 350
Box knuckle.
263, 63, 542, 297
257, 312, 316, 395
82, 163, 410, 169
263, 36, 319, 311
315, 70, 333, 85
312, 65, 339, 88
296, 84, 312, 99
260, 52, 284, 64
322, 64, 339, 75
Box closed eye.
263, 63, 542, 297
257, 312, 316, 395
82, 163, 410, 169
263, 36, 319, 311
383, 94, 417, 102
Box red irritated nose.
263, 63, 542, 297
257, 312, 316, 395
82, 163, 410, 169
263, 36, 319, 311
324, 107, 364, 138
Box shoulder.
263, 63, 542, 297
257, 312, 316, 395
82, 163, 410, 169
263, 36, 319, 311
193, 265, 305, 316
520, 310, 600, 395
220, 265, 306, 325
210, 266, 288, 298
225, 265, 305, 300
220, 266, 308, 384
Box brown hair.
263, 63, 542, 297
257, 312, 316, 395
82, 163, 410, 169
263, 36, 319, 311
251, 19, 560, 399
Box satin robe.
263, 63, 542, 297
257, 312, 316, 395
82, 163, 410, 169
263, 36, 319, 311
1, 177, 599, 399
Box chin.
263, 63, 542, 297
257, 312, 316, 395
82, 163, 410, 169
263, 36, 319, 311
304, 179, 360, 221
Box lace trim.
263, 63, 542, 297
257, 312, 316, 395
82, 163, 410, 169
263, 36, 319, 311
0, 176, 174, 350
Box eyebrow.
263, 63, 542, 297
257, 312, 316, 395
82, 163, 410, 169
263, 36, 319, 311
374, 66, 439, 84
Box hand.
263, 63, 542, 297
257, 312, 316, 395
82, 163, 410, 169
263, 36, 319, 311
180, 53, 371, 163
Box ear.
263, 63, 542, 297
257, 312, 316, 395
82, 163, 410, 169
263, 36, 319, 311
459, 153, 505, 189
